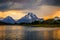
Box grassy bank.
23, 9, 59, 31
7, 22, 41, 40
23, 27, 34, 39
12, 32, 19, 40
22, 24, 60, 27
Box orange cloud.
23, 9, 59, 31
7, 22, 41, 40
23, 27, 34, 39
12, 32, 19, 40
0, 10, 60, 20
0, 10, 26, 20
43, 11, 60, 20
53, 11, 60, 17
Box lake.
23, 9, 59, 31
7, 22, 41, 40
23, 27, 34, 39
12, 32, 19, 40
0, 25, 60, 40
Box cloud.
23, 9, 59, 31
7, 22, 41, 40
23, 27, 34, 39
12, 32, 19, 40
0, 0, 41, 11
0, 0, 60, 18
24, 5, 60, 17
0, 2, 9, 11
0, 0, 60, 11
41, 0, 60, 6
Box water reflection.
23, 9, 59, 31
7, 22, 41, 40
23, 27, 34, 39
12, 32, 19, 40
0, 25, 60, 40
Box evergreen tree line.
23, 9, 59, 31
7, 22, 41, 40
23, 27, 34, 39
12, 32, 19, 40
19, 19, 60, 25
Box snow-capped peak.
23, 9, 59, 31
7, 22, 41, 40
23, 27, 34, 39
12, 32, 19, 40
28, 12, 34, 15
17, 12, 39, 23
28, 15, 32, 19
26, 12, 38, 19
1, 16, 15, 24
28, 13, 36, 17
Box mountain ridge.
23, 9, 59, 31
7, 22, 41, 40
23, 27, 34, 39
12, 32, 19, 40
0, 13, 40, 24
0, 13, 60, 24
1, 16, 15, 24
16, 12, 39, 23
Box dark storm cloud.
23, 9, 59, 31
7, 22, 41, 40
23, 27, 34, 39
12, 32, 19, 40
41, 0, 60, 6
0, 0, 38, 11
0, 0, 6, 3
0, 0, 60, 11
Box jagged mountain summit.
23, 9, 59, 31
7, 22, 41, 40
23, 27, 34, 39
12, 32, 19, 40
17, 12, 39, 23
1, 16, 15, 24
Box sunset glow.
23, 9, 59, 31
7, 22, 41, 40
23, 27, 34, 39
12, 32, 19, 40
0, 10, 60, 20
0, 10, 26, 20
53, 11, 60, 17
44, 11, 60, 20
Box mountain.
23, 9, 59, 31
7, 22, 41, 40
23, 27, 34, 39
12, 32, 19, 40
17, 12, 39, 23
0, 17, 4, 21
1, 16, 15, 24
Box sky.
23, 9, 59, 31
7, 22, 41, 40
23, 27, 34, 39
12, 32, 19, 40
0, 0, 60, 20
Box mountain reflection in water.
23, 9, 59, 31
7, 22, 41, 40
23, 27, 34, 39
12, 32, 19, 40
0, 25, 60, 40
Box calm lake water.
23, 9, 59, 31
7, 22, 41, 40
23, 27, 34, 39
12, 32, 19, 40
0, 25, 60, 40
